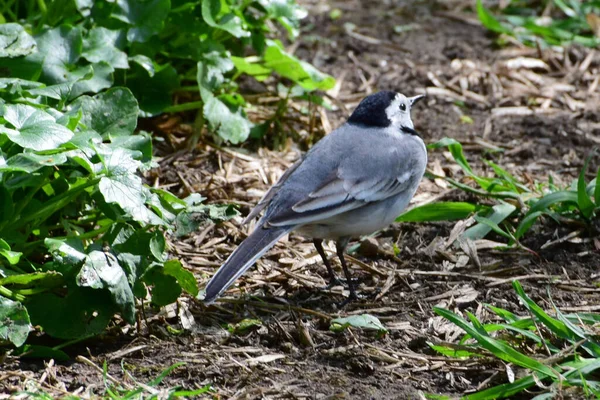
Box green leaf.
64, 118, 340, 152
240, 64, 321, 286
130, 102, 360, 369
201, 0, 250, 38
77, 250, 135, 324
330, 314, 388, 334
473, 215, 513, 240
429, 343, 480, 358
577, 155, 595, 218
462, 203, 516, 241
529, 190, 578, 213
0, 104, 73, 151
149, 232, 166, 262
264, 41, 335, 91
81, 27, 129, 70
514, 211, 544, 239
98, 147, 163, 225
163, 259, 199, 297
476, 0, 511, 34
433, 307, 560, 379
127, 63, 179, 115
45, 238, 87, 267
227, 318, 262, 335
397, 202, 484, 222
0, 295, 31, 347
175, 203, 238, 237
512, 281, 582, 345
595, 167, 600, 206
0, 152, 68, 173
68, 62, 114, 100
144, 268, 181, 306
0, 23, 37, 58
197, 53, 234, 100
0, 239, 22, 265
464, 376, 536, 400
203, 96, 253, 144
428, 137, 493, 191
70, 87, 139, 138
27, 285, 114, 340
0, 271, 63, 288
112, 0, 172, 43
257, 0, 307, 39
231, 56, 271, 81
34, 26, 83, 84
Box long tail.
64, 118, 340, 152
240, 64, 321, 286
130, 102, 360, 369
203, 225, 292, 304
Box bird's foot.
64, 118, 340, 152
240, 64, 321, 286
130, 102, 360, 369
322, 276, 345, 290
336, 290, 366, 308
322, 277, 360, 291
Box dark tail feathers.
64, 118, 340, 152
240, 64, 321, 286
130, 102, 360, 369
203, 225, 291, 303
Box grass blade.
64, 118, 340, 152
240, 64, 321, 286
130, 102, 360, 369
512, 281, 574, 341
595, 167, 600, 206
462, 203, 516, 241
476, 0, 511, 34
433, 307, 560, 379
463, 376, 536, 400
396, 202, 485, 222
473, 215, 513, 240
428, 137, 494, 191
529, 191, 578, 214
577, 155, 595, 218
515, 211, 544, 239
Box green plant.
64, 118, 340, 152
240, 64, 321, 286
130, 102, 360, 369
476, 0, 600, 48
0, 79, 238, 346
0, 0, 334, 145
430, 281, 600, 399
397, 138, 598, 250
0, 0, 331, 349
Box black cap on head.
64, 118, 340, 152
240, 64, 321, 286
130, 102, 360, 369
347, 91, 397, 127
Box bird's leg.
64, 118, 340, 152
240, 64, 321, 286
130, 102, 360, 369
336, 237, 360, 307
313, 239, 342, 288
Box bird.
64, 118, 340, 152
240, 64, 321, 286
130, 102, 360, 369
202, 90, 427, 305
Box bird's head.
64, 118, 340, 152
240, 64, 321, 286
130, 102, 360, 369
347, 91, 425, 135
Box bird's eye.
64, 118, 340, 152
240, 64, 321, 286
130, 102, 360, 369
399, 103, 407, 111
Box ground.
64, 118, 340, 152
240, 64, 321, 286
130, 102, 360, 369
2, 0, 600, 399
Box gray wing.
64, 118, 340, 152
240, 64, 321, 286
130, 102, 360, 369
242, 156, 304, 224
262, 126, 423, 227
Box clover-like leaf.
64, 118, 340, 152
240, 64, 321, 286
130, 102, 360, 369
0, 296, 31, 347
77, 250, 135, 323
264, 41, 335, 91
35, 26, 83, 84
330, 314, 388, 335
127, 63, 179, 116
203, 96, 252, 144
202, 0, 250, 38
0, 104, 73, 151
98, 147, 163, 225
70, 87, 139, 138
257, 0, 307, 39
0, 23, 37, 58
0, 239, 22, 265
197, 53, 234, 100
163, 259, 199, 296
112, 0, 171, 43
27, 285, 115, 339
82, 27, 129, 69
0, 152, 68, 173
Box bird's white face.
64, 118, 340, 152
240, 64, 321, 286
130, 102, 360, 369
385, 93, 424, 131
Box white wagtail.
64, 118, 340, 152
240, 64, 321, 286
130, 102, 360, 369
203, 91, 427, 304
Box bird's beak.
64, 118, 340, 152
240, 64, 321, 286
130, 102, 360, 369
408, 94, 425, 106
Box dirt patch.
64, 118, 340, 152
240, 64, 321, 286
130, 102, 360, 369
3, 0, 600, 399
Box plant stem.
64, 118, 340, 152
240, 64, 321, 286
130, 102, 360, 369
0, 285, 26, 302
15, 178, 101, 230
